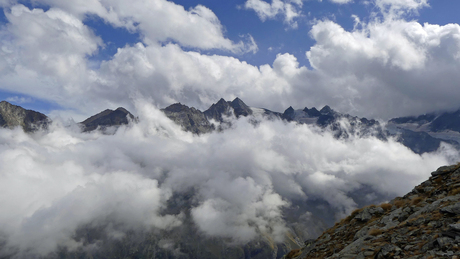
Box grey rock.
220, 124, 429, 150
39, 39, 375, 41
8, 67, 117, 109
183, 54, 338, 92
80, 107, 135, 132
440, 202, 460, 215
353, 226, 369, 241
162, 103, 214, 134
431, 165, 458, 176
449, 223, 460, 232
375, 244, 401, 259
203, 98, 233, 122
0, 101, 49, 132
435, 237, 453, 248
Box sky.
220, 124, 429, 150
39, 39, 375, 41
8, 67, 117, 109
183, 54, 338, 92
1, 0, 460, 257
0, 0, 460, 120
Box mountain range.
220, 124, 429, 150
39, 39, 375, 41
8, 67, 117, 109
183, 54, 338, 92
2, 97, 459, 155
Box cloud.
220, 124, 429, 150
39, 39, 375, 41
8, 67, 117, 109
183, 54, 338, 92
5, 96, 33, 104
329, 0, 353, 3
0, 4, 102, 110
305, 16, 460, 118
244, 0, 304, 28
34, 0, 257, 53
375, 0, 429, 17
0, 100, 456, 256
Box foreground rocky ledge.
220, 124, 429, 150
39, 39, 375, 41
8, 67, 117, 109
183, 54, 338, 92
284, 164, 460, 259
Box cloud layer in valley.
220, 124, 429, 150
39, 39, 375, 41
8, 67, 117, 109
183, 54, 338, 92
0, 100, 457, 256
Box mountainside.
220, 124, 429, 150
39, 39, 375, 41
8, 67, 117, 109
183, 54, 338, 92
0, 101, 49, 132
388, 110, 460, 153
284, 164, 460, 259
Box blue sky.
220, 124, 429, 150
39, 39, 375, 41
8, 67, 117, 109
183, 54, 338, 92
1, 0, 460, 120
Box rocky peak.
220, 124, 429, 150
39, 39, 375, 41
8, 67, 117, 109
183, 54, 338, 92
203, 98, 233, 122
80, 107, 135, 132
230, 97, 253, 117
320, 105, 334, 115
0, 101, 49, 132
162, 103, 214, 134
284, 164, 460, 259
303, 107, 321, 117
283, 106, 295, 121
163, 103, 190, 113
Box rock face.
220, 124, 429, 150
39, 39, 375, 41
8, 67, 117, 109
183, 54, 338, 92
162, 103, 214, 134
203, 98, 234, 122
388, 109, 460, 153
284, 164, 460, 259
80, 107, 135, 132
0, 101, 49, 132
162, 97, 254, 133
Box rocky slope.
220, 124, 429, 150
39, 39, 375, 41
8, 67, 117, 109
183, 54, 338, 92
0, 101, 49, 132
284, 164, 460, 259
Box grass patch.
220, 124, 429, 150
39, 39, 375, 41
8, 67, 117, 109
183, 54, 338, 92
368, 228, 384, 236
411, 196, 424, 206
380, 203, 392, 211
394, 199, 407, 208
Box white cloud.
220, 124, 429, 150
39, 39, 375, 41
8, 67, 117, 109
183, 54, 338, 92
376, 0, 429, 17
329, 0, 353, 3
244, 0, 303, 28
0, 4, 102, 108
36, 0, 257, 53
5, 96, 33, 104
305, 17, 460, 118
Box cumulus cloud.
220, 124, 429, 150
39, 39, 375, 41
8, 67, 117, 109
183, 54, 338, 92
5, 96, 33, 104
0, 99, 456, 256
329, 0, 353, 4
33, 0, 257, 53
376, 0, 429, 17
0, 4, 103, 110
244, 0, 304, 28
305, 16, 460, 118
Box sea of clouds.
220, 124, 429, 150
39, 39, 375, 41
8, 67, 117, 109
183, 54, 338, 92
0, 99, 457, 256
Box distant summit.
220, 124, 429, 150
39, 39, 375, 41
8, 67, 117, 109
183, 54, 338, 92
162, 103, 214, 134
0, 101, 49, 132
80, 107, 135, 132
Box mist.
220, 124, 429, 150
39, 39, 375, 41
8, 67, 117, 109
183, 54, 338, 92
0, 99, 456, 257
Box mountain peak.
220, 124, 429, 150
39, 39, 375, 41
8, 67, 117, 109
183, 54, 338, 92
320, 105, 334, 115
80, 107, 134, 132
283, 106, 295, 121
204, 98, 232, 122
230, 97, 252, 117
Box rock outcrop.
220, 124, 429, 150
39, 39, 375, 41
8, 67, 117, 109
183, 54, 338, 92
284, 164, 460, 259
80, 107, 135, 132
0, 101, 49, 132
162, 103, 214, 134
